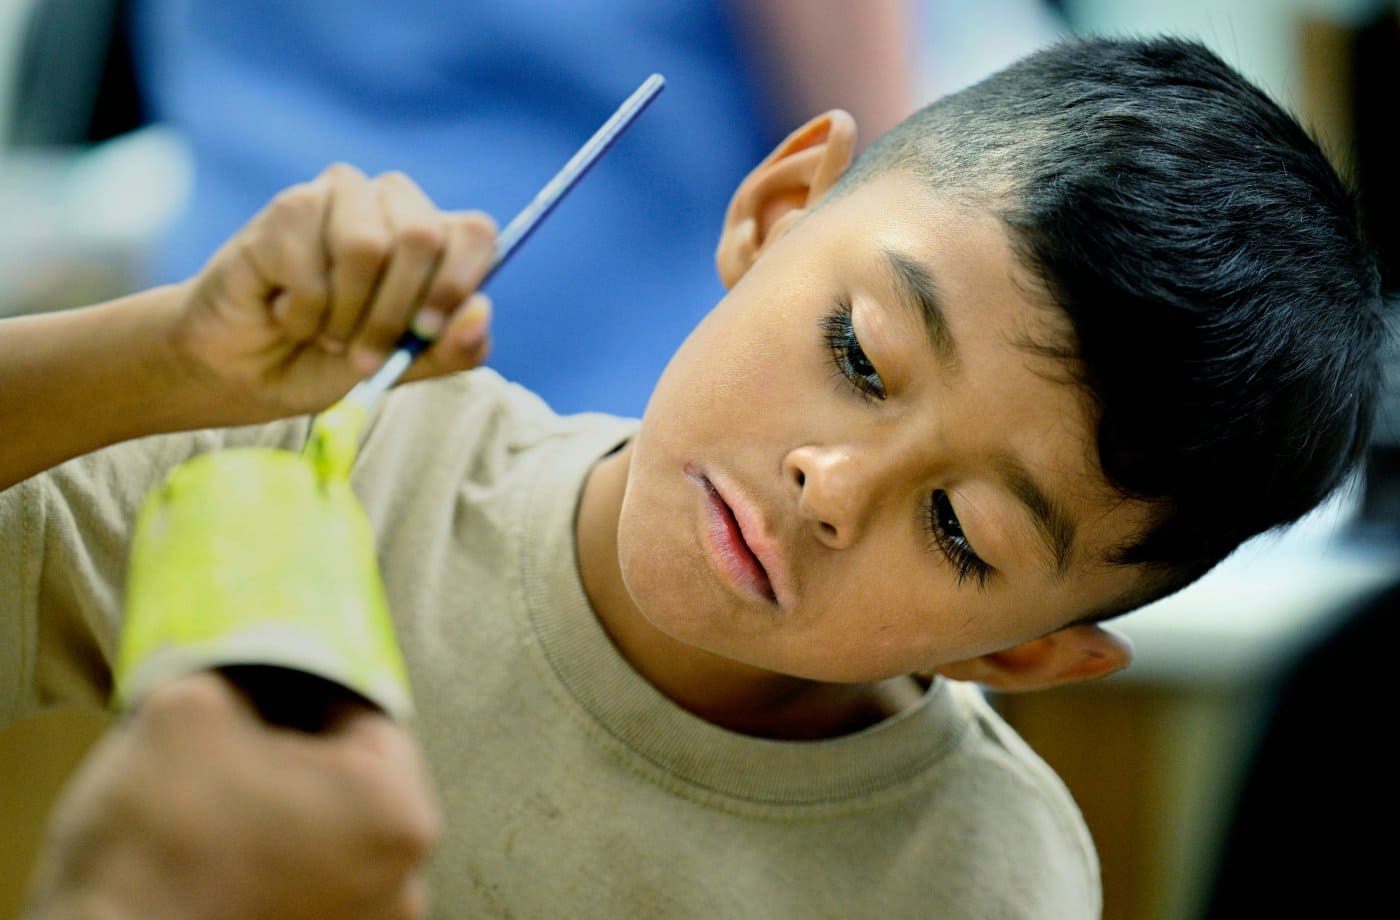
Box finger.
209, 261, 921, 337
242, 178, 333, 344
402, 874, 434, 920
323, 705, 422, 764
349, 173, 445, 373
402, 293, 492, 381
321, 164, 390, 352
411, 210, 497, 337
317, 695, 385, 735
379, 874, 433, 920
131, 671, 249, 744
318, 713, 442, 862
345, 873, 432, 920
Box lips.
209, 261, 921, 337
694, 470, 783, 606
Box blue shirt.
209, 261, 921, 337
132, 0, 776, 415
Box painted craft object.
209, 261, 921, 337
111, 402, 413, 722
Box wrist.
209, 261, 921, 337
153, 279, 249, 425
138, 280, 279, 431
100, 282, 239, 435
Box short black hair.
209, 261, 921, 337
839, 36, 1387, 603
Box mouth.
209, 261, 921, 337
693, 470, 781, 606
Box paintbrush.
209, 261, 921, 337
343, 73, 666, 414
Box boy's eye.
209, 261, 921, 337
928, 491, 992, 589
820, 298, 887, 401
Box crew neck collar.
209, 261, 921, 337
512, 420, 975, 807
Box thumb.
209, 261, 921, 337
403, 293, 492, 381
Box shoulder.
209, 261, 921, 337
887, 681, 1101, 919
5, 414, 312, 530
348, 368, 634, 527
368, 368, 633, 458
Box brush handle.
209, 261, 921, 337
346, 73, 666, 410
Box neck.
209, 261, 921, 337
574, 444, 923, 740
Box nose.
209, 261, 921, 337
783, 445, 879, 549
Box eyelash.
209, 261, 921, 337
929, 491, 992, 589
820, 300, 992, 588
821, 298, 886, 401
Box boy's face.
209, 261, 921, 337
617, 169, 1152, 684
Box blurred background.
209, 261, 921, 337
2, 2, 1397, 918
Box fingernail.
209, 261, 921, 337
353, 346, 386, 375
410, 309, 445, 340
455, 298, 489, 345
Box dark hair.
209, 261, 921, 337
839, 36, 1386, 603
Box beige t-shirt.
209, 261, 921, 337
1, 368, 1101, 918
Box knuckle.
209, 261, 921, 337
358, 314, 402, 348
267, 184, 320, 223
140, 672, 229, 724
336, 229, 390, 266
456, 210, 498, 239
396, 220, 444, 255
378, 808, 441, 867
426, 278, 473, 310
322, 161, 364, 182
348, 731, 441, 865
374, 170, 424, 199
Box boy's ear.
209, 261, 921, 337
931, 624, 1133, 692
716, 109, 858, 288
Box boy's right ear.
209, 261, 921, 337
931, 624, 1134, 692
715, 110, 858, 289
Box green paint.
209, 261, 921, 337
303, 399, 368, 481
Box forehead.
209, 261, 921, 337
823, 169, 1052, 309
819, 169, 1082, 405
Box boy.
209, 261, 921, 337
3, 36, 1384, 917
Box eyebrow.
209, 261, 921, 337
882, 248, 959, 369
992, 452, 1077, 579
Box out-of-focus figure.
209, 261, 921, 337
125, 0, 915, 415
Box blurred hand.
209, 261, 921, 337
24, 671, 441, 920
173, 164, 497, 419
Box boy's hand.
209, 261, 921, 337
175, 164, 496, 420
24, 672, 440, 920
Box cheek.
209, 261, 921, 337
793, 559, 956, 677
614, 530, 661, 618
614, 484, 693, 635
615, 463, 683, 594
688, 278, 816, 381
810, 554, 1054, 677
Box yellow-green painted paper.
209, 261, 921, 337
114, 400, 412, 720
